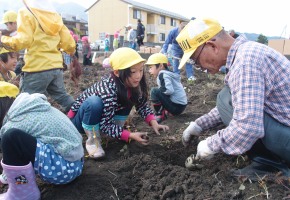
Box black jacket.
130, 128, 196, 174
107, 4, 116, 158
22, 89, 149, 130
136, 22, 145, 37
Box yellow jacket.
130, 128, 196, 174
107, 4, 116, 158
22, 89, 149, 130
1, 3, 75, 72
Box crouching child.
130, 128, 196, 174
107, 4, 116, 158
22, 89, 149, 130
146, 53, 188, 122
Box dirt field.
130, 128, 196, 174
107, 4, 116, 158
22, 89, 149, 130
1, 56, 290, 200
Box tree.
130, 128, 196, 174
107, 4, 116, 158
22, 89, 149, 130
256, 34, 268, 45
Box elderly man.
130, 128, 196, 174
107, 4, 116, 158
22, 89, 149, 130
126, 24, 137, 50
177, 18, 290, 180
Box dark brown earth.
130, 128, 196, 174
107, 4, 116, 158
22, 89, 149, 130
1, 55, 290, 200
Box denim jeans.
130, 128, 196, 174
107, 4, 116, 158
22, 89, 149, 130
150, 87, 186, 115
172, 57, 194, 78
216, 85, 290, 164
71, 95, 131, 134
129, 41, 136, 50
71, 95, 103, 133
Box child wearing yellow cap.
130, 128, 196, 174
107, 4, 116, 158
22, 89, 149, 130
0, 49, 17, 83
0, 82, 84, 199
0, 0, 75, 113
1, 10, 17, 36
145, 53, 187, 123
0, 81, 19, 128
67, 47, 169, 159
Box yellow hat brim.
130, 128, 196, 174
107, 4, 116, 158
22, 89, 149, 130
0, 81, 19, 98
177, 18, 223, 69
178, 50, 195, 70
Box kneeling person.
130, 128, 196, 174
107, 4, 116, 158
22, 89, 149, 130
146, 53, 187, 122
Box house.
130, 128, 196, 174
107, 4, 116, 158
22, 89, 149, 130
61, 13, 88, 38
85, 0, 189, 45
268, 39, 290, 58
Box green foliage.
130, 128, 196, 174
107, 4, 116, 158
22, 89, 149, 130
256, 34, 268, 45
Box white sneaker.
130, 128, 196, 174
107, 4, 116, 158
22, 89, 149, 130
187, 76, 196, 81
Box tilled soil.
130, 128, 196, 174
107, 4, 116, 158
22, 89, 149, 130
1, 57, 290, 200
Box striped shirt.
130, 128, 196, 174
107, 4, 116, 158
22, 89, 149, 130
70, 74, 154, 140
196, 35, 290, 155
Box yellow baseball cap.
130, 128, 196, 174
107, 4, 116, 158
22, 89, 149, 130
0, 81, 19, 98
0, 48, 9, 54
0, 47, 16, 55
1, 11, 17, 24
110, 47, 145, 70
145, 53, 168, 65
176, 18, 223, 69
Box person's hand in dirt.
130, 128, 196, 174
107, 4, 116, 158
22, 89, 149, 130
129, 132, 150, 145
182, 122, 202, 147
150, 119, 169, 135
195, 139, 216, 160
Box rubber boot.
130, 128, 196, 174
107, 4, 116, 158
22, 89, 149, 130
0, 160, 40, 200
232, 140, 290, 180
153, 103, 163, 115
85, 129, 105, 159
153, 103, 167, 123
250, 140, 289, 176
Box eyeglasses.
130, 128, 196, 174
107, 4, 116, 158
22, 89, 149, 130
188, 43, 206, 69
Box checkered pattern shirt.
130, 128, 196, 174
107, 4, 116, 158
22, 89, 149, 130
196, 35, 290, 155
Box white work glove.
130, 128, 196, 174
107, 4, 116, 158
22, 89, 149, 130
196, 139, 216, 160
182, 122, 202, 147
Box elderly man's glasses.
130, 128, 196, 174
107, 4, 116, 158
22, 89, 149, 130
188, 43, 206, 69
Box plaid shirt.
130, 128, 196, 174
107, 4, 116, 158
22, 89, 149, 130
196, 35, 290, 155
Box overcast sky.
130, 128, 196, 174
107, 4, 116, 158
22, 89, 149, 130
55, 0, 290, 38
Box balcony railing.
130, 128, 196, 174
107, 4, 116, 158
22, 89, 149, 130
146, 24, 159, 35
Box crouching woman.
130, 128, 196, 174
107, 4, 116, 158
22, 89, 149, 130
0, 81, 84, 200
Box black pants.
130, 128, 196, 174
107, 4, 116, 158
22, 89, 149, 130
1, 128, 37, 166
150, 87, 186, 115
83, 54, 92, 66
137, 36, 144, 47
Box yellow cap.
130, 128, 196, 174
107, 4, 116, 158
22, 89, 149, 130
0, 47, 16, 55
176, 18, 223, 69
0, 48, 9, 54
1, 11, 17, 24
145, 53, 168, 65
109, 47, 145, 70
0, 81, 19, 98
